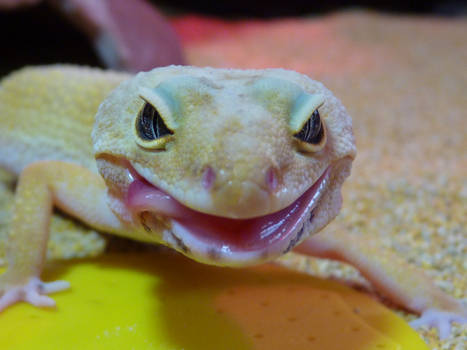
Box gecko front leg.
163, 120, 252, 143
0, 161, 124, 311
295, 230, 467, 339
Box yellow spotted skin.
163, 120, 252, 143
0, 65, 465, 338
0, 65, 128, 173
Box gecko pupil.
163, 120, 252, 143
136, 103, 172, 140
294, 109, 323, 145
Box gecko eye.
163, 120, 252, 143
290, 93, 327, 153
294, 109, 324, 145
134, 102, 174, 149
294, 109, 327, 152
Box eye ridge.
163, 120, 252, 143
294, 109, 323, 144
136, 102, 173, 141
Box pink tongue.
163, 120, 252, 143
126, 180, 192, 219
126, 179, 318, 251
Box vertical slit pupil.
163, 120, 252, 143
295, 109, 323, 144
137, 103, 172, 140
153, 107, 173, 138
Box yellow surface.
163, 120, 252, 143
0, 252, 428, 350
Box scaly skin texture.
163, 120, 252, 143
0, 65, 465, 338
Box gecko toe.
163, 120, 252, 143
0, 288, 22, 312
410, 308, 467, 340
25, 291, 56, 307
40, 280, 70, 294
0, 277, 70, 312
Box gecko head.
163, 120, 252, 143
92, 66, 356, 266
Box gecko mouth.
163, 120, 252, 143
126, 167, 330, 265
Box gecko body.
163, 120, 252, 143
0, 65, 465, 338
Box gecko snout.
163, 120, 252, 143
202, 165, 279, 194
201, 162, 283, 219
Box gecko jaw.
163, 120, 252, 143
126, 167, 330, 266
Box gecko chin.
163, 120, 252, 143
126, 167, 331, 267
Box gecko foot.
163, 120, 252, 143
0, 276, 70, 312
409, 308, 467, 339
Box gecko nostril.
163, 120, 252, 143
265, 166, 278, 192
202, 166, 216, 190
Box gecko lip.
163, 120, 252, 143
126, 167, 330, 265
